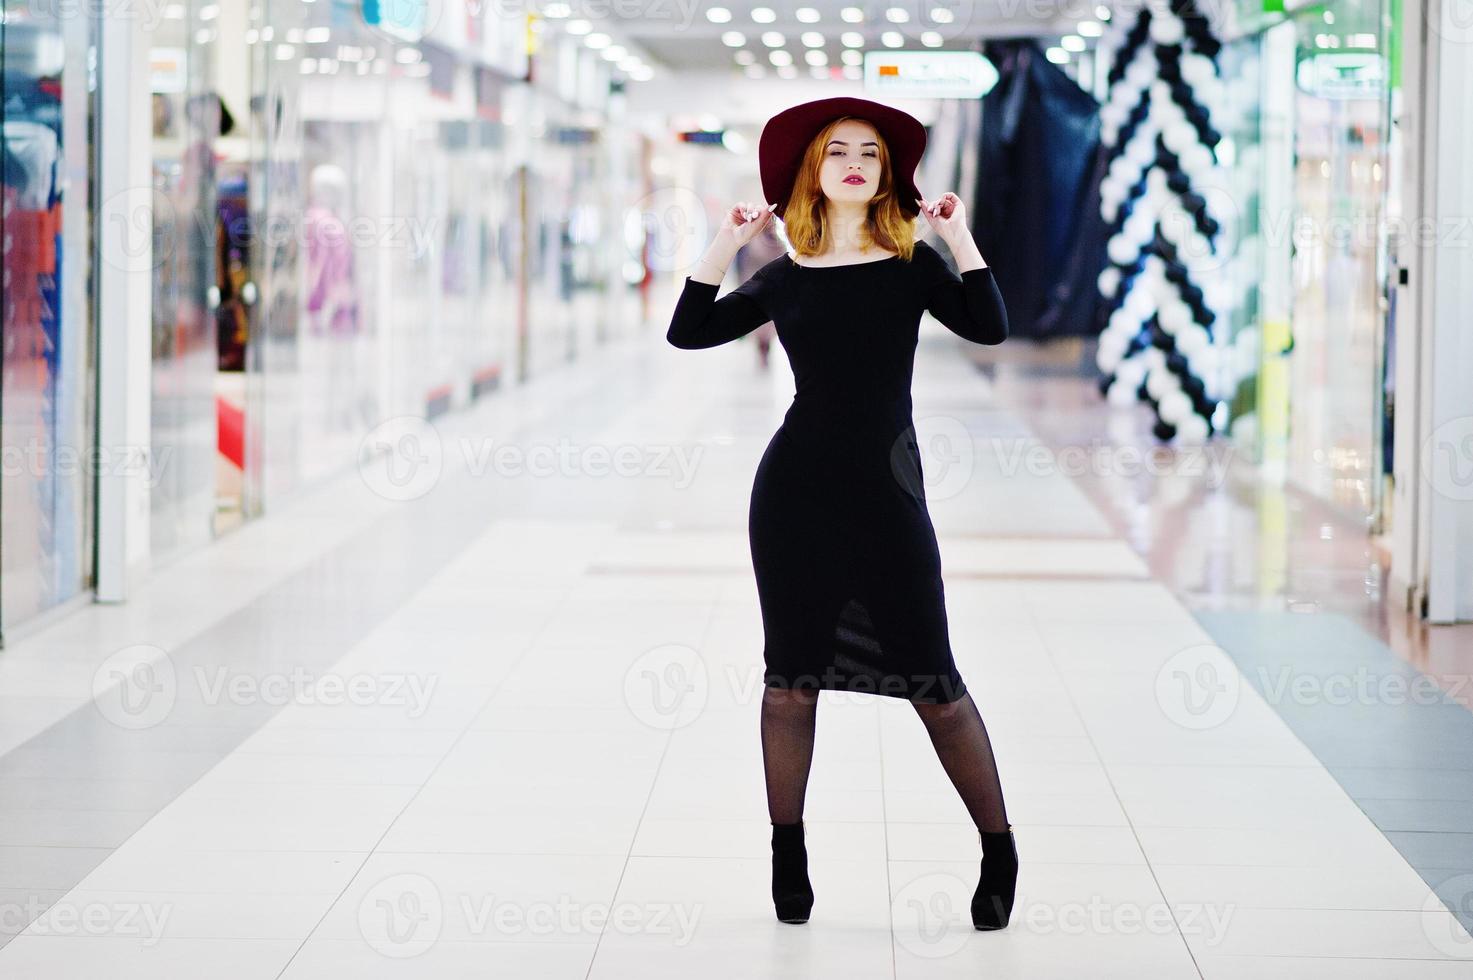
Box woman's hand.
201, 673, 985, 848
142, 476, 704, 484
720, 200, 776, 249
916, 192, 968, 245
689, 201, 774, 285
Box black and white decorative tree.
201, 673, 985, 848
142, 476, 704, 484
1092, 0, 1238, 444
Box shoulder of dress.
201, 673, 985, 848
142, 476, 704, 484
905, 239, 941, 273
755, 253, 792, 282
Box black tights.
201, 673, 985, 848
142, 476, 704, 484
759, 686, 1010, 832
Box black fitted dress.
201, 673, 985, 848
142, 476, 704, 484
666, 239, 1009, 704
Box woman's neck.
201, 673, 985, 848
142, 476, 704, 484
823, 203, 874, 254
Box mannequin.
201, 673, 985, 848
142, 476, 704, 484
303, 163, 362, 430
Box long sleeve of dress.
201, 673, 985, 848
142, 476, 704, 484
666, 262, 775, 350
918, 241, 1009, 346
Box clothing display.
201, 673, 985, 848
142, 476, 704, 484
216, 171, 251, 370
304, 203, 360, 336
667, 240, 1009, 703
976, 40, 1104, 339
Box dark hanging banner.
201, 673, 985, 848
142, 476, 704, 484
974, 40, 1106, 340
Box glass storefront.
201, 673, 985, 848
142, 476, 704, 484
1222, 0, 1399, 532
252, 0, 527, 499
1283, 0, 1397, 525
1, 1, 97, 633
5, 2, 648, 633
149, 0, 272, 564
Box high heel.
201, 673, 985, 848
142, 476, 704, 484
770, 820, 814, 924
972, 824, 1018, 930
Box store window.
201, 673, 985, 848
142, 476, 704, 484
1, 3, 98, 632
1284, 0, 1396, 523
149, 0, 265, 560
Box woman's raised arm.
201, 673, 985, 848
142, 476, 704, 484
666, 201, 777, 350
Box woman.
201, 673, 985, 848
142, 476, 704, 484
666, 97, 1017, 931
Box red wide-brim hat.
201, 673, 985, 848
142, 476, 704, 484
758, 96, 927, 220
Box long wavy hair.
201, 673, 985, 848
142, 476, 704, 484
781, 115, 919, 262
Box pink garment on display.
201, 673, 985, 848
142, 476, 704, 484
304, 203, 359, 335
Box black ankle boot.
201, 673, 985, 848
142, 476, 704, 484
972, 824, 1018, 930
770, 820, 814, 924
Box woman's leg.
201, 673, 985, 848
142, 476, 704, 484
760, 686, 820, 824
912, 692, 1010, 832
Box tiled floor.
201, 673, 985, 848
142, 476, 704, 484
2, 322, 1472, 977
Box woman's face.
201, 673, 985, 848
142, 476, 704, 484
818, 118, 884, 210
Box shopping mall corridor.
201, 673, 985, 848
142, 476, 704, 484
1, 320, 1471, 979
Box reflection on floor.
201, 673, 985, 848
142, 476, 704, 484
0, 323, 1470, 977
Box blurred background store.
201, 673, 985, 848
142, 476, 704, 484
1, 0, 1468, 640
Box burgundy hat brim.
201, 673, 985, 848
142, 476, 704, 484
758, 96, 927, 220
